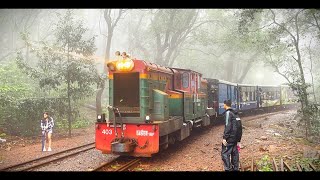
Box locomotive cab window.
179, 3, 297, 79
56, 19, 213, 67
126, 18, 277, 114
114, 72, 140, 109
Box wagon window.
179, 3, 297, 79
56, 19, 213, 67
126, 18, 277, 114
182, 72, 189, 88
242, 91, 247, 101
234, 87, 237, 101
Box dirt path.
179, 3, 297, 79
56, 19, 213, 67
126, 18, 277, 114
1, 109, 319, 171
138, 110, 320, 171
0, 125, 96, 169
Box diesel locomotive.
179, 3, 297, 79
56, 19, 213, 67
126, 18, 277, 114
95, 57, 296, 157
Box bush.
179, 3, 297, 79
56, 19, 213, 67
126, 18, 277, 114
1, 97, 69, 136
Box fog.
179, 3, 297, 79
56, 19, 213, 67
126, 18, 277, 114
0, 9, 319, 139
1, 9, 319, 87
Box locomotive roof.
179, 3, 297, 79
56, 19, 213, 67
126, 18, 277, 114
257, 85, 281, 88
237, 83, 255, 87
217, 79, 238, 86
141, 60, 173, 74
171, 67, 202, 75
238, 83, 281, 88
204, 78, 237, 86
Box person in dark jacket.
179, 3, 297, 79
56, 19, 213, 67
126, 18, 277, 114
221, 99, 242, 171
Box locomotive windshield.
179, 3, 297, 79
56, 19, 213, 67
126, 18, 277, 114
113, 72, 140, 110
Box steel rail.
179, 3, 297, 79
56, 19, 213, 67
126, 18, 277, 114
1, 142, 95, 171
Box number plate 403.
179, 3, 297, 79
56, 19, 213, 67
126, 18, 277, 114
101, 129, 112, 135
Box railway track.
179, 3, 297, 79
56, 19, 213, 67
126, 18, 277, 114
241, 110, 292, 122
91, 156, 141, 171
240, 156, 318, 171
213, 110, 289, 128
1, 142, 95, 171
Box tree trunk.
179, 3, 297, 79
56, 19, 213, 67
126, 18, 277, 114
308, 41, 317, 103
295, 36, 310, 138
96, 81, 105, 115
67, 40, 72, 138
225, 53, 235, 82
237, 53, 259, 83
104, 31, 112, 67
96, 12, 114, 115
67, 78, 71, 138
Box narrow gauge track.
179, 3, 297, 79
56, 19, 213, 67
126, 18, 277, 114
1, 109, 295, 172
240, 156, 318, 171
213, 108, 296, 127
93, 111, 287, 172
1, 142, 95, 171
242, 111, 287, 122
92, 156, 141, 171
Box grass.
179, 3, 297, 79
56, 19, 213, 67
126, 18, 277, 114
295, 157, 320, 171
256, 155, 273, 171
71, 118, 93, 129
133, 167, 144, 171
0, 155, 3, 164
294, 137, 316, 147
152, 167, 161, 171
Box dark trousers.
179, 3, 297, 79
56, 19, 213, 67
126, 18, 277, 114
221, 143, 239, 171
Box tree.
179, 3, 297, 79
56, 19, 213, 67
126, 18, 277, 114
306, 38, 317, 102
150, 9, 200, 67
0, 9, 43, 62
239, 9, 315, 137
127, 10, 151, 59
303, 9, 320, 102
268, 9, 309, 109
223, 9, 264, 83
96, 9, 127, 115
183, 9, 264, 83
17, 10, 98, 137
304, 9, 320, 39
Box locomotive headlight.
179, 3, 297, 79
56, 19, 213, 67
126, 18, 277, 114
97, 114, 102, 122
116, 59, 134, 71
145, 115, 150, 123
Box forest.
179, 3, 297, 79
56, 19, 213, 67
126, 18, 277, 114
0, 9, 319, 141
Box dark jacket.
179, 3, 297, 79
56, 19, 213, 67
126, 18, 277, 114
223, 108, 242, 144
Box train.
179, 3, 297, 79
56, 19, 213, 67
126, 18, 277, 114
95, 57, 297, 157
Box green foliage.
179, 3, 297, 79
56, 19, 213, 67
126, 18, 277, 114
236, 9, 263, 35
0, 61, 39, 135
153, 167, 161, 171
0, 96, 69, 136
237, 9, 320, 138
17, 10, 99, 99
256, 155, 273, 171
301, 103, 320, 138
296, 157, 320, 171
14, 10, 99, 136
0, 61, 36, 99
71, 117, 92, 129
312, 158, 320, 167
